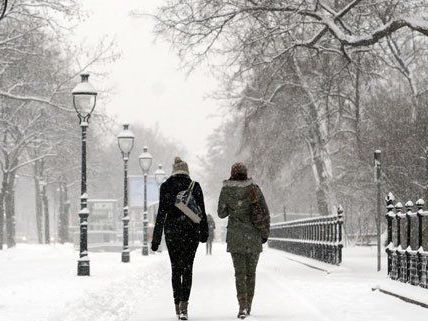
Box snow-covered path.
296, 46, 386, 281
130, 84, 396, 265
1, 244, 428, 321
130, 245, 331, 321
130, 245, 428, 321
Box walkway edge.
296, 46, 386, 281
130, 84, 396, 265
372, 283, 428, 309
269, 249, 346, 274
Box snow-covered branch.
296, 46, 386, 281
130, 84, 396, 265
9, 152, 55, 173
0, 91, 72, 112
0, 0, 7, 21
324, 17, 428, 47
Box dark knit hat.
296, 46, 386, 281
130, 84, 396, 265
230, 162, 248, 181
172, 157, 189, 175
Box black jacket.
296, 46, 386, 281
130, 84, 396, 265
152, 174, 208, 245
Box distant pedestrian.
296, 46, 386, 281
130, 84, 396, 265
151, 157, 209, 320
218, 162, 270, 319
206, 214, 216, 255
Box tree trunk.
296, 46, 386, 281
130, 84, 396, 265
355, 54, 363, 157
58, 179, 70, 243
58, 180, 65, 243
306, 139, 337, 216
4, 172, 16, 248
0, 191, 4, 250
33, 161, 43, 243
292, 57, 337, 216
42, 184, 50, 244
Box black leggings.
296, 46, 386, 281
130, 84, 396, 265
166, 238, 199, 304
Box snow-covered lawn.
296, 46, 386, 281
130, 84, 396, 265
0, 244, 166, 321
1, 243, 427, 321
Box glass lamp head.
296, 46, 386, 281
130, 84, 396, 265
154, 164, 166, 185
72, 74, 97, 118
117, 124, 135, 155
139, 146, 152, 173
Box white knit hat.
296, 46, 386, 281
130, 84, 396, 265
172, 157, 189, 175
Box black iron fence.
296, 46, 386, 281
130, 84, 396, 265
385, 193, 428, 288
268, 206, 344, 265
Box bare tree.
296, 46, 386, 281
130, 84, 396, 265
0, 0, 7, 21
151, 0, 428, 218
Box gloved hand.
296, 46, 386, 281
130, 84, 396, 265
262, 237, 268, 244
151, 243, 159, 252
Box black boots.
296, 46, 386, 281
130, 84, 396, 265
175, 304, 180, 319
237, 296, 247, 319
179, 301, 189, 320
237, 308, 247, 319
247, 295, 253, 315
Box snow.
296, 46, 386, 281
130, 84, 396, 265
79, 208, 90, 215
0, 244, 165, 321
376, 279, 428, 308
1, 244, 427, 321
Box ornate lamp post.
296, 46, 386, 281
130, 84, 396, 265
117, 124, 135, 263
72, 74, 97, 276
139, 146, 152, 256
154, 164, 166, 187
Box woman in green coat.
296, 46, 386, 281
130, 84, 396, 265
217, 162, 270, 319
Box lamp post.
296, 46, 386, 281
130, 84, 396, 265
154, 164, 166, 187
117, 124, 135, 263
72, 74, 97, 276
139, 146, 152, 256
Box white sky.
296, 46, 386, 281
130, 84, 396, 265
73, 0, 222, 164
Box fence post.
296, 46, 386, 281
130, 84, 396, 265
337, 205, 344, 265
385, 192, 395, 276
395, 202, 403, 281
374, 150, 382, 272
417, 199, 425, 250
405, 201, 414, 283
419, 200, 428, 287
416, 199, 425, 286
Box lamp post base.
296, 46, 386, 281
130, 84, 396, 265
122, 251, 130, 263
77, 260, 90, 276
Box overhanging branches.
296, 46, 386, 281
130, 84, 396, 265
153, 1, 428, 63
0, 0, 7, 21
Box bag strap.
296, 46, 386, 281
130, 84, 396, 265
185, 181, 196, 205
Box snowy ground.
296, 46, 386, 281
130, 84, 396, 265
1, 243, 427, 321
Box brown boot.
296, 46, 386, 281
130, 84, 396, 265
175, 304, 180, 319
237, 296, 247, 319
179, 301, 188, 320
247, 295, 253, 315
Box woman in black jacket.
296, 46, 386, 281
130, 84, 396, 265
151, 157, 208, 321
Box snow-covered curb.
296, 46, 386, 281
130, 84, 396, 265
267, 248, 346, 274
372, 280, 428, 309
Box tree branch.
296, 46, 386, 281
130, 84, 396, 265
0, 91, 73, 112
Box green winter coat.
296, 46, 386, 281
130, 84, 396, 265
218, 179, 270, 253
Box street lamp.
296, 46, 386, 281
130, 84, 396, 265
72, 74, 97, 276
139, 146, 152, 256
154, 164, 166, 186
117, 124, 135, 263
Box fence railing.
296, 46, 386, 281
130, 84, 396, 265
268, 206, 344, 265
385, 193, 428, 288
